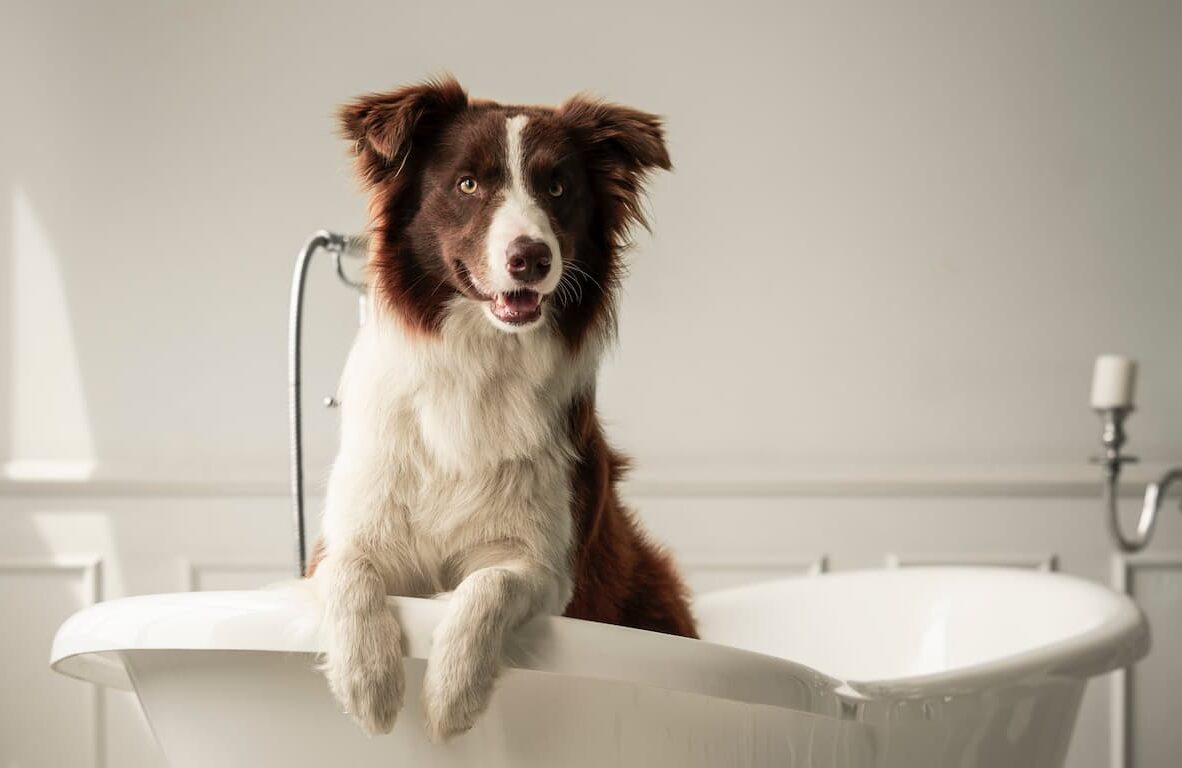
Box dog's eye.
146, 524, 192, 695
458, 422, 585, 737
458, 176, 478, 195
548, 180, 564, 198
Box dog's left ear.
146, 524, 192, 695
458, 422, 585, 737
558, 96, 672, 238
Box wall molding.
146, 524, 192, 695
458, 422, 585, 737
886, 552, 1059, 571
180, 559, 294, 592
0, 555, 103, 594
0, 556, 105, 768
684, 554, 829, 576
1110, 552, 1182, 768
2, 462, 1178, 499
178, 557, 831, 592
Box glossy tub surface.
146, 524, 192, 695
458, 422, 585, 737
50, 567, 1147, 767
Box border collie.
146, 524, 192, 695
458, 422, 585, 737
307, 76, 696, 741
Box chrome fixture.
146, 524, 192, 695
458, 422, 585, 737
288, 230, 368, 576
1090, 356, 1182, 552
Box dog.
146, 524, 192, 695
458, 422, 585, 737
306, 75, 696, 742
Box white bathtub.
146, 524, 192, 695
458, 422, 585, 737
50, 567, 1147, 767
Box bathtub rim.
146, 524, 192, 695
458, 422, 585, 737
50, 567, 1150, 723
49, 588, 846, 717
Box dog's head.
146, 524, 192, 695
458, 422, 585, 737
340, 76, 670, 347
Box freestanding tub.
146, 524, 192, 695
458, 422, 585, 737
50, 567, 1147, 767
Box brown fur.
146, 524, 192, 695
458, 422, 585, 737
563, 397, 697, 637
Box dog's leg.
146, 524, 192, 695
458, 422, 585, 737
321, 548, 405, 735
421, 559, 563, 742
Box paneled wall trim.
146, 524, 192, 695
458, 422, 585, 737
682, 556, 828, 594
886, 553, 1059, 570
0, 555, 102, 598
2, 462, 1180, 500
180, 559, 293, 593
0, 557, 105, 768
1110, 553, 1182, 768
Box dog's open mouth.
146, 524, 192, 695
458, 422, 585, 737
455, 260, 545, 326
490, 289, 543, 324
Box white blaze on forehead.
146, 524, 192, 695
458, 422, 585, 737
505, 114, 529, 198
483, 115, 562, 297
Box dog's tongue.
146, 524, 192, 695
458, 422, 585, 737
491, 290, 542, 322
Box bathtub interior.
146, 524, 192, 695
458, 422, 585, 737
694, 567, 1144, 685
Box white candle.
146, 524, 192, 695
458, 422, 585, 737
1091, 355, 1138, 409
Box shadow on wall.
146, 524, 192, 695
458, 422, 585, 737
0, 141, 8, 472
4, 185, 96, 481
0, 7, 95, 476
0, 9, 97, 480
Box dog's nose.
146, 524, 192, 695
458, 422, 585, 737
505, 237, 552, 283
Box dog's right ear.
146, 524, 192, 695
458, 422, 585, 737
338, 76, 469, 186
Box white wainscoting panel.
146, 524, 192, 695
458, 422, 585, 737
684, 555, 827, 594
1111, 553, 1182, 768
0, 557, 102, 768
885, 552, 1059, 570
182, 560, 295, 592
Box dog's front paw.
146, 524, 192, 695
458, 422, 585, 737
421, 621, 500, 743
325, 611, 405, 735
421, 658, 488, 743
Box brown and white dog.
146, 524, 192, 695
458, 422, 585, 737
307, 76, 695, 742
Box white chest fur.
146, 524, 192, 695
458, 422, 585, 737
320, 299, 597, 597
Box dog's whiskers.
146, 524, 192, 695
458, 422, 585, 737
564, 262, 605, 300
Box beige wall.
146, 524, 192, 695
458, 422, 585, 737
2, 0, 1179, 488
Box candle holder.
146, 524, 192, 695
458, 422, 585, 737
1091, 406, 1182, 552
